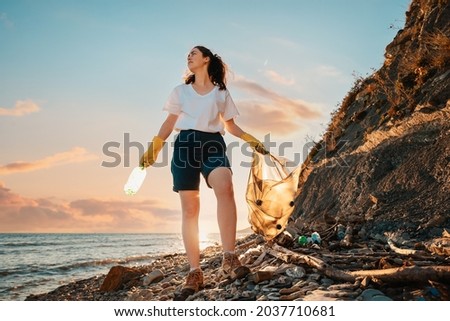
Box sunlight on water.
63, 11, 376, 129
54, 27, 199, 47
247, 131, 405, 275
0, 233, 189, 301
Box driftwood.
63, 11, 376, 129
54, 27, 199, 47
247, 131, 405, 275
268, 244, 355, 282
251, 251, 267, 267
387, 239, 419, 255
268, 243, 450, 284
279, 284, 320, 300
424, 237, 450, 256
236, 236, 264, 252
349, 265, 450, 283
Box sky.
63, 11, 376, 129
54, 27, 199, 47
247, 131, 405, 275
0, 0, 411, 234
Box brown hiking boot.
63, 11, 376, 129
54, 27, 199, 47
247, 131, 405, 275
182, 269, 204, 292
221, 252, 250, 280
173, 269, 204, 301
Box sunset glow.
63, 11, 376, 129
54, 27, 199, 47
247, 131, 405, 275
0, 0, 410, 234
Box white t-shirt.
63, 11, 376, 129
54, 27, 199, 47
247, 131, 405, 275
163, 84, 239, 134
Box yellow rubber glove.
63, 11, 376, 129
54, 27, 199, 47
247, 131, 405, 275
240, 132, 269, 154
140, 136, 165, 168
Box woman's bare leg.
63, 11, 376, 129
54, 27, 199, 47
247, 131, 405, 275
207, 167, 237, 252
179, 190, 201, 269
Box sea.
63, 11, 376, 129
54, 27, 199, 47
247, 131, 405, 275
0, 233, 221, 301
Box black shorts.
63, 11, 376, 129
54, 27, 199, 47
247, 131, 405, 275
171, 130, 231, 192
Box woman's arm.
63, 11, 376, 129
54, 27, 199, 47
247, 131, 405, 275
140, 113, 178, 167
224, 118, 268, 154
224, 118, 245, 138
157, 113, 179, 140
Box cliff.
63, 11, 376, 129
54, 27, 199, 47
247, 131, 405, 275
289, 0, 449, 243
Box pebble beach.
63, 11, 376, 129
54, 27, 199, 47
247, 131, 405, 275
25, 232, 445, 302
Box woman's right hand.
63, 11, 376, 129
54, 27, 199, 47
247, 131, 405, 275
240, 132, 269, 154
140, 136, 165, 168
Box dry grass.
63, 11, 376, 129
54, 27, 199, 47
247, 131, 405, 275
371, 28, 449, 120
323, 74, 366, 152
423, 29, 450, 69
372, 71, 404, 113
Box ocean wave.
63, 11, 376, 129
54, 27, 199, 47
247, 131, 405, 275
0, 233, 187, 300
53, 254, 156, 272
0, 241, 67, 247
0, 270, 12, 277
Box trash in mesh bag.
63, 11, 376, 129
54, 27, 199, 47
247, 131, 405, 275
246, 152, 302, 241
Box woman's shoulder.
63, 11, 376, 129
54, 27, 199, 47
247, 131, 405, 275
168, 83, 190, 97
173, 83, 190, 91
217, 87, 232, 99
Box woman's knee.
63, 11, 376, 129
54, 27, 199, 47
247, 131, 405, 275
180, 191, 200, 219
183, 205, 199, 220
209, 168, 234, 197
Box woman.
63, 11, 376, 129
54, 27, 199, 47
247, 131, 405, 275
140, 45, 267, 297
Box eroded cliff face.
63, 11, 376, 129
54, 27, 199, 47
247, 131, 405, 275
290, 0, 450, 242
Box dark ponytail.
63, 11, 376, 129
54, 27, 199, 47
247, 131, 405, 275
185, 46, 228, 90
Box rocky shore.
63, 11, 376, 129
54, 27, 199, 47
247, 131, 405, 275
25, 230, 449, 301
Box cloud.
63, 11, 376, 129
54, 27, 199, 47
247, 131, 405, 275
264, 70, 295, 86
232, 75, 320, 118
0, 147, 98, 175
0, 183, 180, 233
230, 75, 322, 135
316, 65, 342, 78
0, 12, 13, 28
0, 100, 40, 116
236, 101, 300, 135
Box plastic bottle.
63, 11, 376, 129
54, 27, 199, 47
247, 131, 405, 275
336, 224, 346, 240
124, 167, 147, 195
311, 232, 321, 244
297, 235, 308, 246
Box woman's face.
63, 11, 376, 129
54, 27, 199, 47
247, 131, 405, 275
187, 47, 209, 72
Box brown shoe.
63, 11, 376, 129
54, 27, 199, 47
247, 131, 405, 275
182, 269, 204, 292
221, 252, 250, 280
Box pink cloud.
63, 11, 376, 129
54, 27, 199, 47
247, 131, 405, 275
229, 75, 321, 135
0, 147, 98, 175
0, 99, 40, 116
236, 101, 300, 135
0, 183, 180, 233
264, 70, 295, 86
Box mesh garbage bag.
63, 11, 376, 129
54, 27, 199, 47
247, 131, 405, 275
246, 152, 302, 241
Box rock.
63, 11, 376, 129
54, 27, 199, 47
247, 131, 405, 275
100, 266, 142, 292
370, 295, 393, 301
328, 283, 357, 291
273, 275, 293, 288
143, 269, 164, 286
274, 263, 297, 275
285, 266, 306, 279
267, 293, 280, 300
231, 265, 251, 280
320, 278, 334, 287
250, 271, 274, 284
358, 289, 391, 301
159, 286, 176, 296
302, 289, 339, 301
307, 273, 321, 282
241, 291, 257, 300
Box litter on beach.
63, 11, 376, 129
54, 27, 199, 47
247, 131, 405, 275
246, 152, 302, 241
